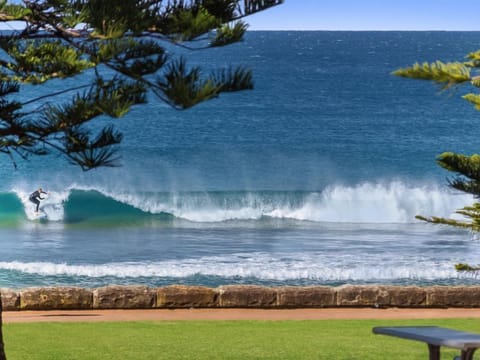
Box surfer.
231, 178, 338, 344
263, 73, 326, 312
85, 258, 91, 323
29, 188, 48, 213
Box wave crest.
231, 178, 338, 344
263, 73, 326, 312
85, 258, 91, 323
4, 181, 474, 224
0, 254, 461, 282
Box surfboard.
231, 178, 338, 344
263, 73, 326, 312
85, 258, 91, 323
34, 210, 48, 220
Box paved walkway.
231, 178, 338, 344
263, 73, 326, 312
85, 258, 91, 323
3, 308, 480, 323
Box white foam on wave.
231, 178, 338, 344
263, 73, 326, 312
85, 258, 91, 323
100, 181, 474, 224
9, 181, 476, 224
266, 182, 473, 223
12, 188, 70, 221
0, 253, 462, 282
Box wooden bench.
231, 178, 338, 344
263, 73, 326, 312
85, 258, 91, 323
373, 326, 480, 360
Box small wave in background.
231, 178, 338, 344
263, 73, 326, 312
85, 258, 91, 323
0, 250, 475, 289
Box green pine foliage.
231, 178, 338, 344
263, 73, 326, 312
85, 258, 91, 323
75, 0, 155, 37
166, 7, 219, 41
395, 45, 480, 272
212, 66, 253, 92
393, 61, 471, 89
436, 152, 480, 183
456, 263, 480, 271
0, 0, 283, 170
0, 0, 30, 19
157, 58, 220, 109
211, 22, 248, 47
463, 93, 480, 110
2, 40, 94, 83
467, 50, 480, 68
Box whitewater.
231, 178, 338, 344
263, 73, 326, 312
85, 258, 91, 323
1, 182, 474, 224
1, 31, 480, 288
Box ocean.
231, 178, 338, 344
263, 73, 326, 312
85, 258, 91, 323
1, 31, 480, 289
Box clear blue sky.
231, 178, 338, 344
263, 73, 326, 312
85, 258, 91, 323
247, 0, 480, 31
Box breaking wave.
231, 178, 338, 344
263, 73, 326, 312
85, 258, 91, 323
0, 181, 473, 224
0, 252, 465, 285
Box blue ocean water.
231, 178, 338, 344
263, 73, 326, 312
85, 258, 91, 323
1, 31, 480, 288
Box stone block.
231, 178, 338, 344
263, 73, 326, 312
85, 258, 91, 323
156, 286, 218, 308
384, 286, 427, 307
1, 288, 20, 311
427, 286, 480, 307
336, 285, 387, 307
276, 286, 336, 308
219, 285, 277, 308
20, 287, 92, 310
93, 285, 155, 309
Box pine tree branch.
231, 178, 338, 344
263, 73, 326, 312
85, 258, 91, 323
21, 83, 92, 106
0, 0, 282, 170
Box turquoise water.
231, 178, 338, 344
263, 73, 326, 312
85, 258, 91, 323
1, 31, 480, 288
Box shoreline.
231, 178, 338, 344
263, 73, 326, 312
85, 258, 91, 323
4, 308, 480, 323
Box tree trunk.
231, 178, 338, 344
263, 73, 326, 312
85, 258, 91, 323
0, 295, 6, 360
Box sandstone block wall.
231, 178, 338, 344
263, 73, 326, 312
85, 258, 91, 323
2, 285, 480, 310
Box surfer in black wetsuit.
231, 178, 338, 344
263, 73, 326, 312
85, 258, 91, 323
29, 188, 48, 213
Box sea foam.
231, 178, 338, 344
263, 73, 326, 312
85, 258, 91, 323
0, 253, 461, 282
8, 181, 474, 224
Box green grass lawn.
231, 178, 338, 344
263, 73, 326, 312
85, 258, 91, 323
4, 318, 480, 359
